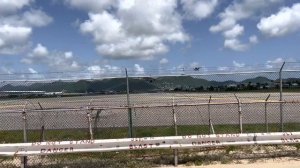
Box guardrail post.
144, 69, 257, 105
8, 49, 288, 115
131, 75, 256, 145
265, 94, 271, 133
208, 96, 215, 134
279, 62, 285, 132
21, 109, 28, 168
234, 94, 242, 133
172, 96, 178, 167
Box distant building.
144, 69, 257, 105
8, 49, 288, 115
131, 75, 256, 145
227, 84, 237, 88
291, 83, 299, 88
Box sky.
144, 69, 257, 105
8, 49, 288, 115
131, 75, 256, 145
0, 0, 300, 78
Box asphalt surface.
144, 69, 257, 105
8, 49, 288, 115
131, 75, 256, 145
0, 92, 299, 131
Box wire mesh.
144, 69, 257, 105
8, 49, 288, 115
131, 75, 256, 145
1, 67, 300, 167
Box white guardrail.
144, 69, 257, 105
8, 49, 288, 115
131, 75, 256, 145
0, 132, 299, 156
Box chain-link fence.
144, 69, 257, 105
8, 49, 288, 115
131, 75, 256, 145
1, 63, 300, 167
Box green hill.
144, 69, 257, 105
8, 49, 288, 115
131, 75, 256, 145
0, 76, 287, 93
153, 76, 212, 88
0, 78, 159, 93
241, 76, 272, 84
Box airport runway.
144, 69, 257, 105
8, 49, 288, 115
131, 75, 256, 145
1, 92, 297, 109
0, 92, 299, 131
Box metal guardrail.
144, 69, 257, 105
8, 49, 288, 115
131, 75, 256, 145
0, 132, 299, 156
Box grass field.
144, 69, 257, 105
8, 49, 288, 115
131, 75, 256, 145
1, 123, 299, 143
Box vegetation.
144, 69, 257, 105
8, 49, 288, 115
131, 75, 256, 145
1, 76, 300, 95
1, 123, 299, 167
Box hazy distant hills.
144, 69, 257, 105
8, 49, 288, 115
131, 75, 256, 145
152, 76, 274, 88
242, 76, 274, 84
0, 76, 298, 93
0, 78, 158, 93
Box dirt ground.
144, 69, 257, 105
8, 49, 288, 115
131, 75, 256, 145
160, 157, 300, 168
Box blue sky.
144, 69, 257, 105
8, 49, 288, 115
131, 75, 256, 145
0, 0, 299, 77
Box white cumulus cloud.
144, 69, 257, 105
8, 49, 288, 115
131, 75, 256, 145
223, 24, 244, 39
159, 58, 169, 65
0, 2, 52, 55
210, 18, 236, 33
87, 65, 104, 76
249, 35, 258, 44
77, 0, 189, 59
21, 9, 53, 27
87, 65, 122, 77
22, 43, 82, 71
65, 0, 117, 12
181, 0, 218, 20
217, 66, 229, 71
28, 67, 37, 73
0, 25, 32, 54
210, 0, 283, 51
233, 60, 245, 68
224, 39, 247, 51
266, 57, 284, 69
27, 67, 45, 79
80, 12, 124, 44
257, 3, 300, 37
0, 0, 32, 15
134, 64, 144, 75
32, 43, 49, 57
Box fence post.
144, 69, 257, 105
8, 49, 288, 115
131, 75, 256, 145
21, 108, 28, 168
38, 102, 45, 142
86, 111, 94, 140
93, 109, 102, 137
234, 94, 242, 133
172, 96, 178, 167
208, 96, 214, 134
279, 62, 285, 132
126, 68, 133, 138
265, 94, 271, 133
86, 100, 94, 140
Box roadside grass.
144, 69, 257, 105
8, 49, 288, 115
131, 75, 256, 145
0, 123, 299, 143
1, 145, 300, 168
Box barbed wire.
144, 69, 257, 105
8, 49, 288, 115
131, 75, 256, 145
0, 62, 299, 82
